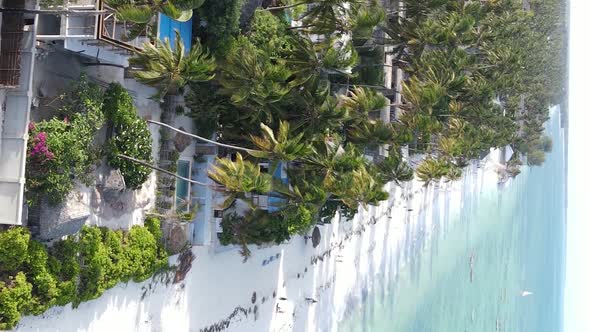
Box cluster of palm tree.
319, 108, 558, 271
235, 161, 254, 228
378, 0, 567, 183
121, 0, 566, 251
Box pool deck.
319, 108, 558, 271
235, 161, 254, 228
190, 153, 216, 246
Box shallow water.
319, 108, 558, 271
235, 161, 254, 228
338, 111, 566, 332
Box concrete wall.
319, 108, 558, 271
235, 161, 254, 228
0, 10, 37, 224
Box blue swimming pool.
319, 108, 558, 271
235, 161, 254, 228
175, 160, 191, 211
158, 13, 192, 53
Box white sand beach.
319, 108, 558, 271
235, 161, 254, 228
16, 157, 502, 332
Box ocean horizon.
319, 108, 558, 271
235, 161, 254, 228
338, 109, 566, 332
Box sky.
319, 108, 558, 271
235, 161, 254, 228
564, 0, 590, 331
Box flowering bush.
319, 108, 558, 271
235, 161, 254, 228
25, 76, 104, 205
28, 130, 54, 162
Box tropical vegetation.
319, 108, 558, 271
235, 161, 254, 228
25, 77, 155, 205
0, 218, 167, 329
28, 0, 567, 261
26, 76, 104, 205
12, 0, 567, 321
180, 0, 566, 252
128, 30, 216, 101
103, 83, 154, 189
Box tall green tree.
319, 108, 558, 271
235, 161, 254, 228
129, 31, 216, 101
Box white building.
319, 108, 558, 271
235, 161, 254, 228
0, 0, 38, 224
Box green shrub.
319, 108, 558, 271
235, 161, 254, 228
218, 210, 291, 246
48, 238, 80, 306
56, 74, 104, 120
0, 228, 30, 273
0, 221, 168, 327
526, 149, 546, 166
55, 280, 77, 306
541, 135, 553, 152
107, 118, 153, 189
103, 83, 153, 190
25, 270, 58, 315
25, 241, 58, 315
186, 82, 233, 138
123, 226, 161, 282
144, 217, 162, 241
77, 227, 110, 303
0, 273, 33, 330
103, 83, 134, 124
26, 76, 104, 205
102, 229, 125, 289
49, 238, 80, 281
282, 205, 315, 235
248, 10, 294, 58
197, 0, 245, 56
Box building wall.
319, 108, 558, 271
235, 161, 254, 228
0, 7, 37, 225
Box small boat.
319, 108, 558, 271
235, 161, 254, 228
521, 291, 534, 297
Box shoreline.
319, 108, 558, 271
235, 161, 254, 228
16, 160, 501, 332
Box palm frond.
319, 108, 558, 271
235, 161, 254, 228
115, 5, 153, 24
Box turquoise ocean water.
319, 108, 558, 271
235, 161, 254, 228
338, 111, 566, 332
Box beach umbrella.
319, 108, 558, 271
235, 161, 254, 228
311, 226, 321, 248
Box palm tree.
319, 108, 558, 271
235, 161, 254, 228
249, 121, 314, 161
266, 0, 384, 37
326, 165, 388, 209
218, 37, 294, 123
208, 153, 273, 209
265, 0, 347, 34
346, 120, 396, 147
304, 141, 388, 207
415, 157, 462, 185
283, 78, 349, 135
375, 153, 414, 185
284, 37, 359, 86
306, 139, 364, 175
148, 120, 312, 163
339, 86, 391, 143
349, 3, 386, 42
415, 157, 446, 185
106, 0, 204, 24
340, 86, 388, 115
128, 30, 216, 101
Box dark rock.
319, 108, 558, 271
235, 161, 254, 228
38, 195, 89, 241
102, 169, 126, 204
174, 127, 192, 152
